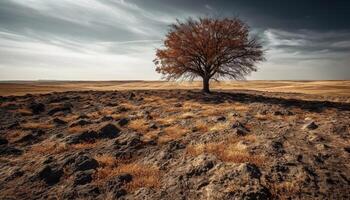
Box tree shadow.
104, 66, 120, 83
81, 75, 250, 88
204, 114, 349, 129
176, 90, 350, 112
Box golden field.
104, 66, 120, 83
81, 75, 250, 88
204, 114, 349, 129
0, 80, 349, 97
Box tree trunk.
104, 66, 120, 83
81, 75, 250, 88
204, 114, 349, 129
202, 77, 210, 93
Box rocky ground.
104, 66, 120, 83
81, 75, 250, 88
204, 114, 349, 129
0, 90, 349, 199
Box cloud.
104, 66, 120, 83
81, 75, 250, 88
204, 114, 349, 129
263, 29, 350, 59
0, 0, 350, 80
247, 28, 350, 80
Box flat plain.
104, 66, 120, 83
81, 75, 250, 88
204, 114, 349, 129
1, 80, 350, 98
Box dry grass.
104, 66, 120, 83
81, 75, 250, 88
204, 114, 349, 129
100, 107, 115, 115
117, 163, 160, 191
118, 103, 138, 111
6, 130, 29, 142
21, 122, 54, 130
17, 108, 32, 115
72, 142, 98, 150
87, 111, 102, 119
111, 113, 127, 120
209, 121, 230, 132
142, 130, 159, 142
255, 113, 268, 121
1, 81, 350, 98
186, 136, 264, 166
158, 125, 188, 144
193, 120, 231, 133
155, 116, 177, 126
182, 101, 203, 110
61, 114, 79, 122
94, 154, 118, 168
267, 181, 301, 200
181, 112, 196, 119
128, 118, 148, 132
30, 141, 69, 155
233, 103, 249, 112
161, 105, 181, 113
68, 126, 91, 134
93, 159, 161, 192
193, 120, 209, 132
199, 103, 232, 117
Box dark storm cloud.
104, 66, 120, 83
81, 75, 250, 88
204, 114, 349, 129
0, 0, 349, 80
133, 0, 350, 30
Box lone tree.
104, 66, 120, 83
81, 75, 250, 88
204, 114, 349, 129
154, 17, 265, 93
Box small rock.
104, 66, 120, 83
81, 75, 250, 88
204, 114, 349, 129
242, 186, 272, 200
128, 92, 136, 100
234, 127, 249, 136
344, 147, 350, 153
232, 121, 250, 136
8, 122, 20, 129
273, 163, 289, 173
240, 163, 262, 179
74, 170, 93, 185
78, 114, 89, 119
108, 173, 133, 189
231, 112, 240, 117
5, 169, 24, 181
43, 156, 54, 164
117, 173, 133, 183
316, 144, 329, 151
273, 111, 283, 116
67, 131, 97, 144
0, 145, 23, 156
53, 118, 67, 125
167, 140, 186, 151
73, 155, 99, 172
307, 133, 324, 142
186, 155, 215, 177
48, 104, 72, 115
174, 103, 182, 107
232, 121, 249, 130
98, 123, 121, 139
70, 119, 92, 127
29, 102, 45, 114
74, 185, 101, 198
149, 123, 158, 129
37, 165, 63, 185
215, 116, 226, 122
114, 134, 143, 159
106, 102, 118, 107
118, 118, 129, 127
0, 137, 8, 145
303, 121, 318, 130
303, 166, 317, 177
15, 133, 37, 144
101, 116, 113, 122
116, 106, 129, 113
270, 140, 285, 154
106, 174, 132, 198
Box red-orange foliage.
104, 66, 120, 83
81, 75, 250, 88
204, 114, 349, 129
154, 17, 265, 93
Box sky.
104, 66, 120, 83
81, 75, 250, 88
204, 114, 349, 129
0, 0, 349, 80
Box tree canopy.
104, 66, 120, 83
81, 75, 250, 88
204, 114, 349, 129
154, 17, 265, 93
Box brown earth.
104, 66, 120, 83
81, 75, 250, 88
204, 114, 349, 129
1, 80, 350, 98
0, 85, 350, 199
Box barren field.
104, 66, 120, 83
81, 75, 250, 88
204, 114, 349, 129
1, 80, 350, 98
0, 82, 350, 199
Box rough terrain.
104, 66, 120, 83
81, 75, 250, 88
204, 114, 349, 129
0, 89, 349, 199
